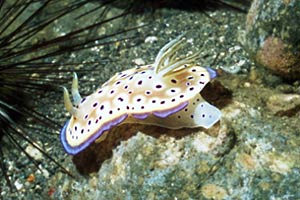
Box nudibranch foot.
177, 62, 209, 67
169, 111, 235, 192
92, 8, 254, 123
193, 101, 221, 129
125, 94, 221, 130
60, 34, 222, 155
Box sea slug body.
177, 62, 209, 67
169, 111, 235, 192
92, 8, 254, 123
61, 34, 222, 155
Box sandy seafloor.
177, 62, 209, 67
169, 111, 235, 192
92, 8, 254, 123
1, 2, 300, 200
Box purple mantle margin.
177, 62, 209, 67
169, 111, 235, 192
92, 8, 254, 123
153, 101, 188, 118
60, 114, 128, 155
132, 113, 149, 120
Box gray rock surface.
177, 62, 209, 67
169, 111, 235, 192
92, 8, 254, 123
241, 0, 300, 79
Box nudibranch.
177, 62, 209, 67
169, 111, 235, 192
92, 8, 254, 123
61, 34, 222, 155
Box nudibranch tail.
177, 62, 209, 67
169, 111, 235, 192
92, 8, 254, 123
193, 101, 221, 129
71, 72, 82, 105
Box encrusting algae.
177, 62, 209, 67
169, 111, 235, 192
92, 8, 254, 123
61, 34, 221, 155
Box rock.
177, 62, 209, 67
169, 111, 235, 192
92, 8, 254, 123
90, 120, 235, 199
25, 145, 44, 161
201, 183, 228, 200
14, 179, 23, 191
241, 0, 300, 80
266, 93, 300, 116
66, 119, 235, 199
